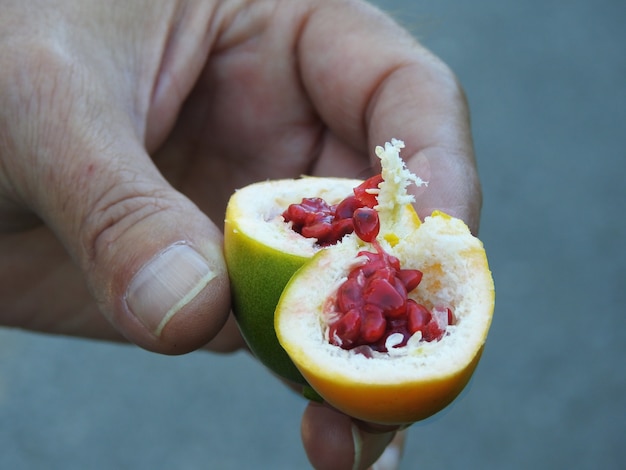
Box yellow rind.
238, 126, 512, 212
299, 346, 484, 424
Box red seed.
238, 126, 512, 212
383, 252, 401, 271
334, 195, 363, 219
354, 251, 386, 278
330, 250, 452, 350
301, 222, 333, 242
397, 269, 423, 292
300, 197, 333, 213
364, 278, 406, 317
422, 321, 444, 342
283, 179, 383, 245
407, 300, 431, 334
353, 207, 380, 242
332, 218, 355, 240
372, 317, 410, 352
329, 309, 361, 348
353, 175, 383, 208
393, 276, 408, 298
283, 197, 333, 232
360, 305, 386, 343
336, 277, 364, 312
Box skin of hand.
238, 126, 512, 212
0, 0, 480, 469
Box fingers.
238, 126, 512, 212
0, 43, 231, 355
301, 402, 399, 470
407, 146, 482, 235
46, 149, 230, 356
299, 0, 481, 231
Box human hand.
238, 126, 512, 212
0, 1, 479, 468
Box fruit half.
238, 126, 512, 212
225, 177, 365, 383
275, 211, 494, 424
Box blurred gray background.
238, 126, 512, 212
1, 0, 624, 468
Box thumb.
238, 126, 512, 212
57, 142, 228, 354
10, 126, 230, 355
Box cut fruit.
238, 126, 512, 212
275, 212, 494, 424
225, 139, 494, 425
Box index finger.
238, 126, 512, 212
299, 1, 482, 232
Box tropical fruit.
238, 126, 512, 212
224, 177, 369, 383
275, 209, 494, 424
225, 139, 494, 424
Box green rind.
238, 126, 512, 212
224, 224, 309, 384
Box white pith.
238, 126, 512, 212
226, 177, 362, 257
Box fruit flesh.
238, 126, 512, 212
282, 172, 452, 354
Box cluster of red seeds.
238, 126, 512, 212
282, 174, 453, 353
328, 244, 453, 352
282, 175, 383, 245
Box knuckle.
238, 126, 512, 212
79, 177, 175, 267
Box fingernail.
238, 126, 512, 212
351, 423, 363, 470
126, 243, 217, 336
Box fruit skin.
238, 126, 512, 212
290, 343, 484, 425
224, 214, 309, 384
